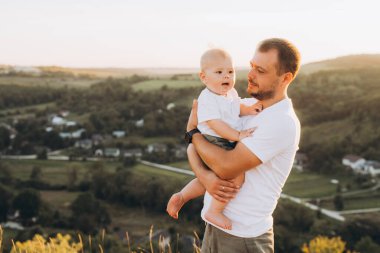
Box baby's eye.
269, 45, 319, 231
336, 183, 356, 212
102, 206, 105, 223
215, 71, 222, 74
229, 70, 234, 74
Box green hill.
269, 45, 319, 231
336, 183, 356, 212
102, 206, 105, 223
290, 65, 380, 172
300, 54, 380, 74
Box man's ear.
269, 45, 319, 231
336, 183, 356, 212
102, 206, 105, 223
282, 72, 293, 86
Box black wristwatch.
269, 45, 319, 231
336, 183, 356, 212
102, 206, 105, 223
184, 128, 201, 144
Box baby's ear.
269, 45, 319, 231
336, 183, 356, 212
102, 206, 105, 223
199, 71, 206, 83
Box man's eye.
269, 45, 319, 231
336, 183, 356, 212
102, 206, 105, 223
258, 69, 264, 74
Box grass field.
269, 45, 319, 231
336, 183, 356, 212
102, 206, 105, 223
2, 159, 192, 185
134, 163, 193, 182
319, 191, 380, 210
132, 79, 202, 91
167, 161, 191, 171
3, 159, 119, 184
282, 169, 358, 198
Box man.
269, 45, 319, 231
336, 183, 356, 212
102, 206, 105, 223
185, 38, 301, 253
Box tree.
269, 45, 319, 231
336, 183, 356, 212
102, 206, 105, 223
30, 166, 42, 181
354, 236, 380, 253
0, 161, 12, 182
13, 189, 42, 221
0, 184, 13, 222
0, 126, 10, 150
340, 215, 380, 249
333, 194, 344, 211
36, 148, 48, 160
70, 193, 111, 234
66, 164, 79, 190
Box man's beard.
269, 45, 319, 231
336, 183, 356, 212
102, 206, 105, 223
248, 82, 277, 100
249, 89, 275, 100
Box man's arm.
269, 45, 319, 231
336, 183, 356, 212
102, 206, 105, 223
192, 135, 262, 179
187, 144, 239, 202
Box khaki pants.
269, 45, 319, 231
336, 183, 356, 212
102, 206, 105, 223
201, 224, 274, 253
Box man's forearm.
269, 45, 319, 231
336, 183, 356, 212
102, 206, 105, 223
191, 133, 262, 179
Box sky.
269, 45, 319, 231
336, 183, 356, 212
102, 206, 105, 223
1, 0, 380, 68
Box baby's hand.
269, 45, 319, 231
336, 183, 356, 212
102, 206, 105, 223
249, 102, 264, 115
238, 128, 256, 140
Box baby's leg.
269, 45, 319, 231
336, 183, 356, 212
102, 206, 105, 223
167, 178, 205, 219
205, 173, 245, 230
205, 198, 232, 230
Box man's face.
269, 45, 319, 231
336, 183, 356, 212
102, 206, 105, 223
201, 57, 236, 96
247, 49, 282, 100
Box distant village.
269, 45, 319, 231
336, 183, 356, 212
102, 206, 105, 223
0, 109, 188, 163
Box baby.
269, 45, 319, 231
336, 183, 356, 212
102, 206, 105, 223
167, 49, 262, 229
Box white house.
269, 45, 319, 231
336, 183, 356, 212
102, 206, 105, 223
75, 139, 92, 150
104, 148, 120, 158
94, 149, 103, 157
112, 130, 126, 138
71, 129, 86, 139
342, 155, 366, 170
65, 121, 77, 127
363, 161, 380, 177
59, 132, 71, 139
293, 152, 308, 171
146, 143, 167, 154
124, 148, 143, 159
166, 103, 176, 110
171, 144, 187, 159
135, 119, 144, 128
52, 116, 66, 126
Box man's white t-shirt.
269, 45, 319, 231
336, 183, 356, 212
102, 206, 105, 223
197, 88, 241, 136
201, 98, 301, 238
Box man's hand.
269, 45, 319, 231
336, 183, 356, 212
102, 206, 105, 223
187, 144, 239, 202
187, 99, 198, 131
201, 170, 239, 203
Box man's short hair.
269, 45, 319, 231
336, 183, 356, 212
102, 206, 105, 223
257, 38, 301, 77
200, 48, 232, 71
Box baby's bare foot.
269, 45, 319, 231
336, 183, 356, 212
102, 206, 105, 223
205, 210, 232, 230
166, 192, 185, 219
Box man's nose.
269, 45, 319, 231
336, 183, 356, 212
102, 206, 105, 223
248, 69, 255, 78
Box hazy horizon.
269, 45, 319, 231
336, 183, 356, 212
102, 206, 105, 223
1, 0, 380, 68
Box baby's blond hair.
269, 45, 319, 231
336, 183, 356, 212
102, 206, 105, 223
200, 48, 232, 71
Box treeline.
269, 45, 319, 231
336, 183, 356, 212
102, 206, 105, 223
0, 85, 64, 110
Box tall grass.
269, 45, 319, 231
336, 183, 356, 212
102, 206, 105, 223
0, 226, 201, 253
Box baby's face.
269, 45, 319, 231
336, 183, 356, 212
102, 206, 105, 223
201, 57, 235, 96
